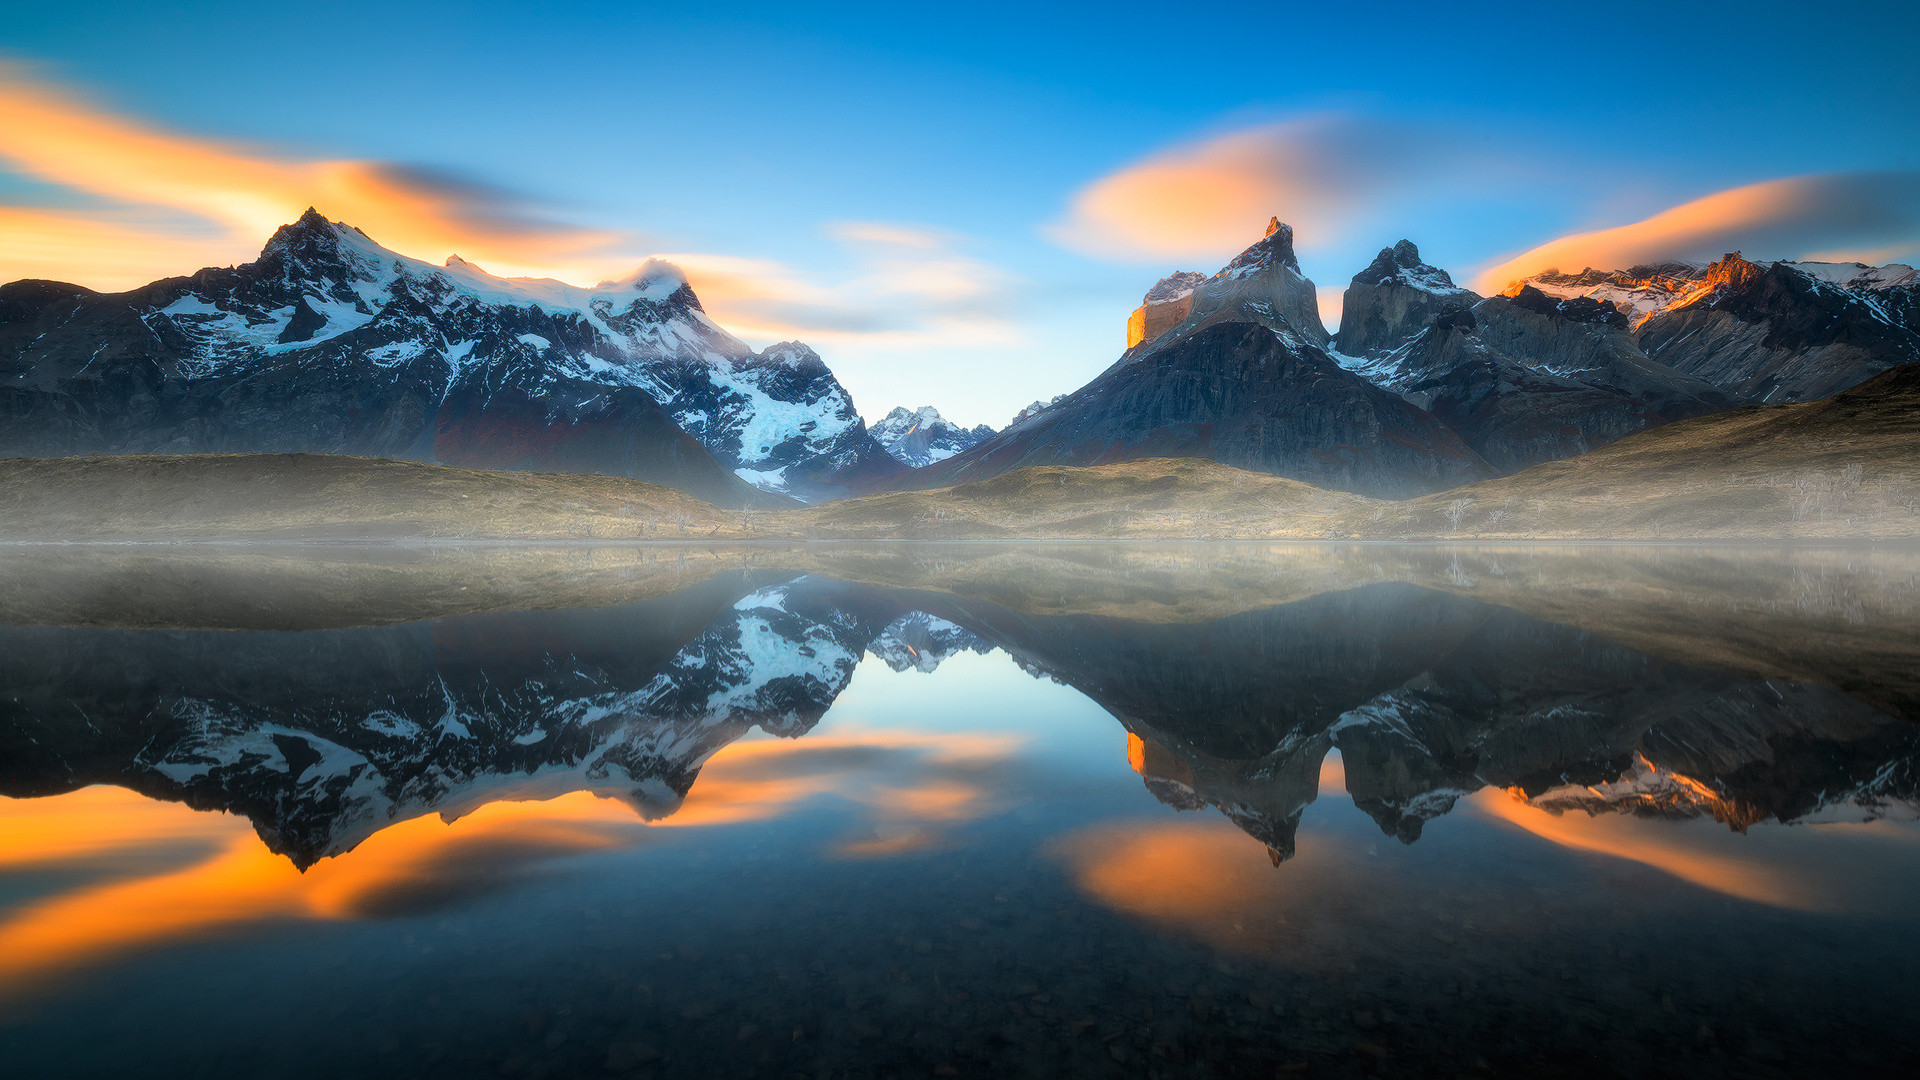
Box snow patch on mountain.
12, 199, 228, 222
869, 406, 996, 468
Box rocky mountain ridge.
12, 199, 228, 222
0, 210, 906, 504
1523, 251, 1920, 401
888, 222, 1493, 498
868, 405, 995, 468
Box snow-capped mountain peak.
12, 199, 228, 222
869, 405, 996, 468
2, 209, 908, 503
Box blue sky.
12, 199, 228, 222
3, 1, 1917, 427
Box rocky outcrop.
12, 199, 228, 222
1181, 217, 1330, 348
1524, 252, 1920, 402
1333, 239, 1478, 357
1125, 271, 1207, 349
1369, 299, 1731, 471
1332, 242, 1732, 472
0, 210, 904, 505
891, 221, 1484, 498
896, 316, 1492, 498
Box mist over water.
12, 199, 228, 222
2, 543, 1917, 1078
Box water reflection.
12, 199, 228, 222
1, 543, 1917, 1076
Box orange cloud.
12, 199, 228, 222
0, 62, 628, 289
1472, 171, 1920, 292
663, 224, 1021, 350
1046, 115, 1466, 264
0, 63, 1024, 361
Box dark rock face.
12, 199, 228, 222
895, 224, 1485, 498
1183, 219, 1330, 348
1502, 284, 1630, 328
1334, 239, 1478, 357
1384, 296, 1731, 471
1635, 254, 1920, 402
0, 210, 901, 505
1334, 245, 1731, 472
1527, 253, 1920, 403
899, 312, 1493, 499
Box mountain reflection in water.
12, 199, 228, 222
1, 543, 1917, 1078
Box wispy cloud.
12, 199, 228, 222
1045, 114, 1498, 264
1470, 171, 1920, 292
0, 63, 1021, 354
0, 61, 625, 287
670, 223, 1022, 348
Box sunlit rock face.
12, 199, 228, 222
868, 406, 996, 468
1524, 252, 1920, 402
891, 220, 1492, 499
0, 574, 905, 867
1125, 271, 1207, 349
0, 210, 905, 504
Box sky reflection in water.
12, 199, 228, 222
1, 544, 1917, 1078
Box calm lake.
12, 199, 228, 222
2, 543, 1917, 1079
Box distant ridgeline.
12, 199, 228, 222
2, 209, 1916, 507
0, 210, 907, 506
887, 220, 1920, 499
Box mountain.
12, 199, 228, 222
1332, 239, 1477, 357
1332, 241, 1733, 471
1524, 252, 1920, 402
887, 221, 1492, 499
0, 453, 782, 541
0, 210, 906, 504
868, 405, 995, 467
865, 611, 992, 672
1007, 395, 1066, 426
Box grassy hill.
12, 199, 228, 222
792, 458, 1371, 539
1348, 364, 1920, 541
1, 365, 1916, 544
0, 453, 793, 542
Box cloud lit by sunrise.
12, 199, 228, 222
1472, 171, 1920, 292
0, 61, 628, 289
1045, 114, 1479, 264
0, 63, 1018, 357
664, 223, 1021, 350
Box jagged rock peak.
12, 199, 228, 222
1701, 251, 1768, 293
1351, 240, 1463, 293
1220, 217, 1302, 276
869, 404, 996, 467
1504, 284, 1630, 329
1144, 271, 1207, 304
